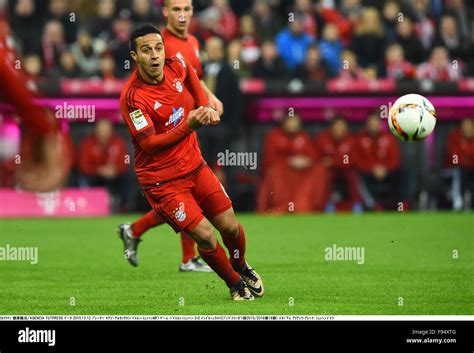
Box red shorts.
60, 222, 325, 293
143, 164, 232, 233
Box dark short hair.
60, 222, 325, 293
130, 24, 162, 52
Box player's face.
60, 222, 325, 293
95, 119, 113, 144
461, 119, 473, 138
331, 120, 348, 141
205, 37, 224, 62
131, 33, 165, 83
386, 45, 403, 64
282, 116, 302, 134
366, 115, 381, 135
164, 0, 193, 35
431, 48, 448, 68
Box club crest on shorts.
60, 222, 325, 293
173, 202, 186, 222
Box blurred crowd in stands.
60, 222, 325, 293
5, 0, 474, 81
258, 114, 473, 213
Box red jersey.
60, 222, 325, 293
262, 127, 315, 172
120, 57, 208, 188
356, 130, 401, 172
162, 28, 203, 79
314, 130, 358, 169
78, 134, 128, 176
446, 128, 474, 168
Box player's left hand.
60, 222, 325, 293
207, 93, 224, 116
288, 155, 312, 170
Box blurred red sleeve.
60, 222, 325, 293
300, 133, 317, 161
346, 136, 359, 169
112, 136, 129, 174
261, 129, 283, 172
77, 136, 98, 175
313, 133, 325, 163
445, 129, 463, 167
386, 135, 401, 171
356, 134, 373, 172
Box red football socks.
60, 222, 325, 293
198, 242, 240, 287
130, 210, 164, 238
221, 223, 246, 272
180, 232, 197, 263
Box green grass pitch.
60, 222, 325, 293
0, 213, 472, 315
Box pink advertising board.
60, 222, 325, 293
1, 96, 472, 123
0, 188, 110, 217
246, 96, 474, 122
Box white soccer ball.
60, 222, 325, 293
388, 94, 437, 141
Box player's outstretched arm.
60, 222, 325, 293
182, 59, 208, 107
139, 107, 211, 155
181, 59, 220, 125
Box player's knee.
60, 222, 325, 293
194, 225, 216, 249
219, 220, 239, 238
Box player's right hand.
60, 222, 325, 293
187, 106, 211, 130
207, 107, 220, 125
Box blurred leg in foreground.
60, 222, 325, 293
0, 17, 70, 191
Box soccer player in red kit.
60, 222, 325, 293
0, 13, 70, 192
119, 25, 263, 300
118, 0, 223, 272
445, 118, 474, 210
314, 117, 362, 212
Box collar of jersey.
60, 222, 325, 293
164, 27, 188, 41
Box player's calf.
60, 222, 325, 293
218, 220, 264, 298
188, 218, 254, 299
211, 210, 246, 268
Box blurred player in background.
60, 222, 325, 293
78, 119, 129, 211
119, 0, 224, 272
120, 25, 263, 300
314, 117, 362, 212
257, 114, 327, 213
0, 12, 71, 192
357, 112, 402, 210
446, 118, 474, 211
